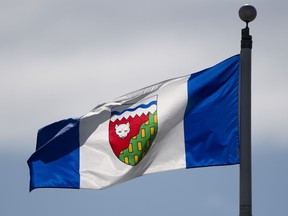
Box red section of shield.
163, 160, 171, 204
109, 114, 149, 157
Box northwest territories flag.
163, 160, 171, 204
28, 55, 240, 190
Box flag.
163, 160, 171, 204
28, 55, 240, 191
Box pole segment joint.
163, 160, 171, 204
241, 27, 252, 49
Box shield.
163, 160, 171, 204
109, 96, 158, 166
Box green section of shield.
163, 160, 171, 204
119, 111, 158, 166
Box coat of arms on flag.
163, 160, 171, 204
109, 96, 158, 166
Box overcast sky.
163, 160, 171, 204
1, 1, 287, 215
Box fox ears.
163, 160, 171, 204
115, 122, 130, 129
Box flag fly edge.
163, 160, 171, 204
28, 118, 80, 191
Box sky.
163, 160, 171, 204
1, 0, 287, 215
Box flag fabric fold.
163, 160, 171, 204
28, 55, 240, 190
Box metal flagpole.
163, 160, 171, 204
238, 5, 257, 216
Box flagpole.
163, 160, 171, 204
238, 4, 257, 216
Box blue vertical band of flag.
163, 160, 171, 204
27, 118, 80, 191
184, 55, 240, 168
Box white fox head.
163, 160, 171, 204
115, 122, 130, 138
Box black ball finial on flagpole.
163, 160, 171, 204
239, 4, 256, 49
239, 4, 257, 26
